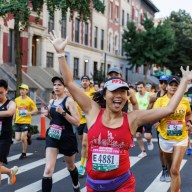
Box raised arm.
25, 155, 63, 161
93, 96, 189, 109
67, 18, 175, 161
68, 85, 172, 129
48, 31, 99, 117
129, 66, 192, 135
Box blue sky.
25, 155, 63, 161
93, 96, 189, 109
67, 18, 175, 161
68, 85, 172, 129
151, 0, 192, 18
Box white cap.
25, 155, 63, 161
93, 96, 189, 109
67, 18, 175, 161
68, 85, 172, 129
104, 78, 129, 91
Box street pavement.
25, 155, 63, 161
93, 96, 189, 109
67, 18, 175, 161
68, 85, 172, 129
1, 117, 192, 192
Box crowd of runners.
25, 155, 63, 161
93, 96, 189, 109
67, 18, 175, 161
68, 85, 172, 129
0, 30, 192, 192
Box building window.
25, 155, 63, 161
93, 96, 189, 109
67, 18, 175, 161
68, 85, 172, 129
61, 14, 67, 38
121, 38, 124, 56
135, 9, 139, 24
122, 10, 125, 26
115, 35, 118, 55
74, 58, 79, 79
48, 16, 54, 33
109, 32, 112, 52
109, 2, 113, 19
115, 5, 119, 22
94, 26, 98, 48
75, 19, 80, 43
100, 63, 104, 73
8, 29, 14, 64
94, 62, 98, 78
107, 64, 111, 74
85, 23, 89, 46
101, 29, 104, 50
127, 13, 130, 26
47, 52, 54, 68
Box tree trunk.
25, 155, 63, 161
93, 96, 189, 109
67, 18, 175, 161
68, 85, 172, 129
14, 20, 22, 96
144, 64, 149, 84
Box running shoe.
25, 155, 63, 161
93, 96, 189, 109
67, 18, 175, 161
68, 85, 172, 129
19, 153, 26, 160
73, 182, 81, 192
78, 165, 85, 176
160, 169, 166, 182
165, 170, 171, 182
185, 148, 192, 155
147, 141, 154, 150
138, 151, 147, 158
8, 166, 19, 185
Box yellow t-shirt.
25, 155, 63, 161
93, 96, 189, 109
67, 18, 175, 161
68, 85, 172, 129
153, 95, 191, 141
15, 96, 38, 124
77, 89, 95, 124
90, 87, 95, 93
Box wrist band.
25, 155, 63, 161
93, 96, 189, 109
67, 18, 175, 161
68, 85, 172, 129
56, 53, 65, 58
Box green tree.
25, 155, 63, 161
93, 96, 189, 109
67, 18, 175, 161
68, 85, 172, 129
0, 0, 105, 95
166, 10, 192, 75
123, 16, 175, 82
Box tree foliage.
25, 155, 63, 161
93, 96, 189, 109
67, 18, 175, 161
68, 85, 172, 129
0, 0, 105, 96
123, 15, 175, 77
166, 10, 192, 75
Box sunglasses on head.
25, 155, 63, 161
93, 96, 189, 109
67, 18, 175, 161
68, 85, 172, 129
160, 81, 167, 84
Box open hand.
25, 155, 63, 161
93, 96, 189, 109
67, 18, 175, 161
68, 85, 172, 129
47, 30, 68, 53
181, 66, 192, 81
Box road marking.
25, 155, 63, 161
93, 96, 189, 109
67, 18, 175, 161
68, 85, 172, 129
15, 161, 81, 192
130, 156, 140, 167
144, 159, 187, 192
80, 156, 141, 192
7, 153, 33, 162
2, 154, 64, 180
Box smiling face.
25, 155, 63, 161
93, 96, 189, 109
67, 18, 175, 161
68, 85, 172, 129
104, 88, 127, 112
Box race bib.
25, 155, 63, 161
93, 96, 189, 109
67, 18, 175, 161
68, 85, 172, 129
167, 121, 183, 136
19, 108, 27, 116
92, 147, 120, 172
48, 124, 63, 140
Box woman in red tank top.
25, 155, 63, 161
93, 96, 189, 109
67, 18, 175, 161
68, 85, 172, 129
48, 31, 192, 192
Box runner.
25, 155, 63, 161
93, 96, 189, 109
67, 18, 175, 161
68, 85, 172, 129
42, 76, 80, 192
77, 76, 95, 176
48, 31, 192, 192
147, 75, 171, 182
0, 79, 18, 185
135, 81, 153, 158
184, 80, 192, 155
107, 67, 138, 111
14, 84, 38, 159
153, 75, 192, 192
90, 80, 95, 92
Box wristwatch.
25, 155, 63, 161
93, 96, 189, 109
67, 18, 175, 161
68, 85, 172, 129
62, 111, 66, 117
